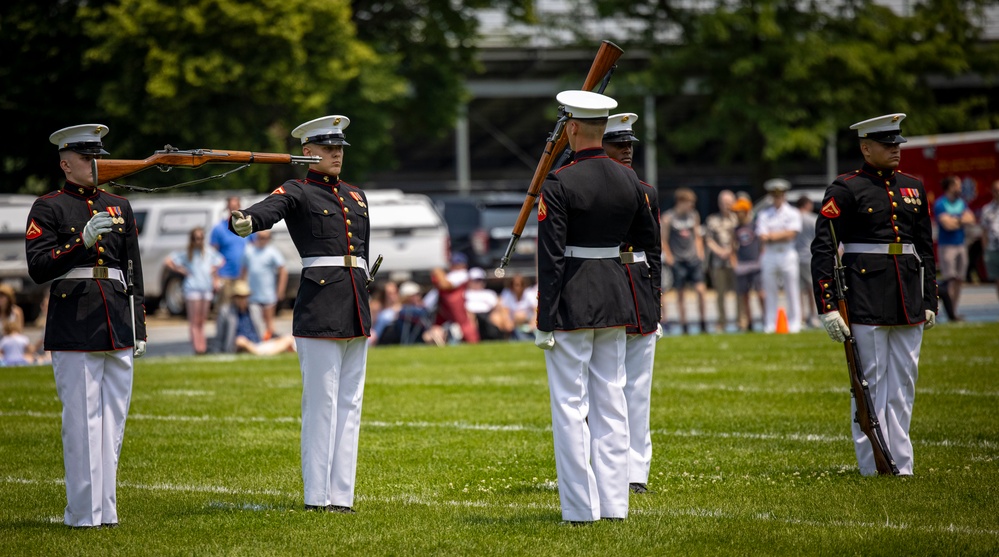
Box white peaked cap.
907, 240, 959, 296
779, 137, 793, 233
556, 90, 618, 119
849, 113, 907, 143
49, 124, 110, 155
604, 112, 640, 142
764, 178, 791, 192
292, 115, 351, 146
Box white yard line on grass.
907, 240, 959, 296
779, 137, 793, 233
5, 476, 997, 537
2, 410, 995, 450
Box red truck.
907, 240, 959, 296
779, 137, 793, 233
900, 129, 999, 281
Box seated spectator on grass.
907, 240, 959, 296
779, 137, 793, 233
465, 268, 513, 341
379, 281, 441, 346
1, 320, 32, 366
499, 273, 537, 340
217, 280, 296, 355
370, 281, 402, 345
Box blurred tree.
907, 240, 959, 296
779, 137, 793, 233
0, 0, 535, 194
588, 0, 999, 190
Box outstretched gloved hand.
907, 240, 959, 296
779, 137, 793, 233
924, 309, 936, 330
534, 330, 555, 350
655, 322, 664, 341
83, 211, 113, 248
821, 311, 851, 343
230, 211, 253, 237
133, 340, 147, 358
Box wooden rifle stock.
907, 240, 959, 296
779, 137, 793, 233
92, 148, 321, 184
830, 223, 900, 476
496, 40, 624, 276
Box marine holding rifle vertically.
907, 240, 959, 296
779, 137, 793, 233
810, 114, 937, 476
25, 124, 147, 528
228, 116, 372, 513
535, 91, 660, 522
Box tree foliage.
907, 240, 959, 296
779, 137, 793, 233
0, 0, 532, 193
589, 0, 999, 187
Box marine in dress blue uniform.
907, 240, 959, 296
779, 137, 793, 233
602, 112, 663, 494
535, 92, 660, 522
229, 115, 369, 512
810, 113, 937, 476
26, 124, 147, 528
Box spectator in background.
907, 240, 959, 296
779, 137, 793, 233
27, 291, 50, 365
465, 268, 513, 341
429, 253, 478, 343
0, 284, 25, 334
241, 229, 287, 341
981, 179, 999, 301
661, 187, 708, 334
0, 319, 32, 366
381, 281, 438, 346
731, 198, 765, 332
217, 280, 296, 355
370, 281, 401, 345
756, 178, 803, 334
704, 190, 738, 332
210, 196, 250, 304
499, 273, 537, 340
164, 227, 224, 355
934, 175, 976, 321
795, 196, 820, 328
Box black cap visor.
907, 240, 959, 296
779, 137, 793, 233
304, 133, 350, 146
60, 141, 109, 156
865, 131, 907, 144
603, 131, 639, 143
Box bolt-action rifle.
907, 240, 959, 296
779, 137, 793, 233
495, 40, 624, 277
829, 223, 900, 476
90, 145, 320, 189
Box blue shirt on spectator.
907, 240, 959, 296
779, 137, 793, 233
210, 218, 249, 279
168, 247, 224, 295
235, 308, 260, 343
242, 243, 285, 305
934, 197, 968, 246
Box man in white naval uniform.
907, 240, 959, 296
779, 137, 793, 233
535, 91, 660, 523
26, 124, 147, 528
811, 113, 937, 476
602, 112, 664, 495
756, 178, 803, 333
230, 115, 370, 512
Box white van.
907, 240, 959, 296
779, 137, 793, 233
364, 189, 449, 283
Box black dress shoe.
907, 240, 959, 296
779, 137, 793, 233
601, 517, 625, 522
304, 504, 326, 511
329, 505, 356, 514
101, 523, 118, 529
629, 482, 648, 494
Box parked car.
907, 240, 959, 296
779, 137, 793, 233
0, 195, 47, 323
365, 189, 450, 283
434, 193, 538, 278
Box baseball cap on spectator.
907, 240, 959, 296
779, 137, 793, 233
469, 268, 487, 281
399, 281, 421, 298
450, 253, 468, 266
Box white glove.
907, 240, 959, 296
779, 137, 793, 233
534, 330, 555, 350
133, 340, 147, 358
230, 210, 253, 237
924, 309, 936, 330
821, 311, 851, 343
83, 211, 113, 248
655, 322, 664, 341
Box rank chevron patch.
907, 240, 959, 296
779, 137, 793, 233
821, 198, 841, 218
25, 219, 42, 240
538, 194, 548, 221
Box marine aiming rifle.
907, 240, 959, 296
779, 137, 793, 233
829, 223, 900, 476
90, 145, 321, 190
495, 40, 624, 278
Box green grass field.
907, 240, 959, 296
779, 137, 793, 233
2, 324, 997, 556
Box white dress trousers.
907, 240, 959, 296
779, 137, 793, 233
52, 349, 133, 527
545, 328, 630, 522
624, 333, 656, 485
850, 323, 923, 476
760, 245, 802, 333
296, 336, 368, 508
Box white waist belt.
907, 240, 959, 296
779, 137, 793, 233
843, 242, 919, 262
564, 246, 620, 259
59, 266, 125, 284
302, 255, 368, 269
620, 251, 648, 265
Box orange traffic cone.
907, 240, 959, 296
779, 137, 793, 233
775, 307, 789, 334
